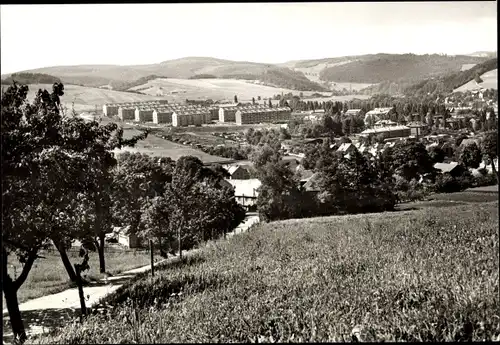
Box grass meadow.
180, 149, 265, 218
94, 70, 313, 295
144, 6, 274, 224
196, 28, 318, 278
36, 201, 499, 343
0, 83, 164, 113
454, 68, 498, 92
115, 128, 228, 163
3, 248, 154, 307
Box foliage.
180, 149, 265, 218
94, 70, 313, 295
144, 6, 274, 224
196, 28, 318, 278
459, 142, 482, 169
188, 74, 217, 79
391, 142, 435, 181
260, 67, 327, 91
319, 53, 485, 84
110, 75, 169, 92
37, 202, 499, 343
1, 72, 61, 85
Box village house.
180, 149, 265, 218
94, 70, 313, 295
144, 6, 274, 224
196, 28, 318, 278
364, 107, 395, 128
344, 108, 362, 116
223, 164, 251, 180
225, 178, 262, 209
433, 162, 467, 177
407, 121, 428, 137
360, 125, 411, 140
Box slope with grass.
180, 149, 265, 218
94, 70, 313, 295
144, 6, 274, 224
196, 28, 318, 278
0, 83, 165, 113
318, 54, 487, 84
115, 128, 229, 163
454, 68, 498, 92
128, 78, 326, 102
37, 201, 499, 343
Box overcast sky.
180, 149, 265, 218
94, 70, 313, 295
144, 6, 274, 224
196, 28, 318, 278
1, 2, 497, 74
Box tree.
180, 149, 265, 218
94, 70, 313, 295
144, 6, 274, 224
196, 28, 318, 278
234, 95, 238, 104
459, 142, 482, 169
428, 145, 445, 163
252, 97, 256, 104
111, 153, 173, 254
480, 130, 498, 183
2, 82, 147, 341
258, 96, 261, 101
391, 142, 435, 181
268, 98, 273, 108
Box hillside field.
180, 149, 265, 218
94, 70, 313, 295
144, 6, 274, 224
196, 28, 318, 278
37, 201, 499, 343
116, 128, 228, 163
1, 83, 164, 113
129, 78, 328, 102
454, 69, 498, 92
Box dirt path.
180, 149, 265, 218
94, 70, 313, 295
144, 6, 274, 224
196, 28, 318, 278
2, 214, 260, 344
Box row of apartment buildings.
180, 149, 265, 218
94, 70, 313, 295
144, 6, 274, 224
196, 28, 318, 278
103, 101, 292, 126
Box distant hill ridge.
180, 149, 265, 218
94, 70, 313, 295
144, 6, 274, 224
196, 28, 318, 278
2, 53, 496, 93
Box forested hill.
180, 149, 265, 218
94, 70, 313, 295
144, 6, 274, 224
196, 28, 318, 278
1, 72, 61, 85
318, 54, 487, 83
402, 58, 497, 98
259, 68, 328, 91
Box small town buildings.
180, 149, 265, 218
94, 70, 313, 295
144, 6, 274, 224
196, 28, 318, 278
219, 106, 239, 122
360, 125, 411, 140
103, 104, 119, 117
374, 120, 397, 128
223, 165, 251, 180
407, 121, 428, 137
364, 107, 395, 128
118, 106, 136, 121
459, 137, 482, 149
302, 172, 322, 192
172, 110, 211, 127
225, 178, 262, 209
344, 109, 362, 116
152, 108, 173, 124
337, 142, 358, 156
433, 162, 467, 177
134, 107, 154, 122
235, 107, 292, 125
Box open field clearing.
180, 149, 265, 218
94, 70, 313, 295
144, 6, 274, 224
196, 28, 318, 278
115, 128, 228, 163
466, 185, 499, 193
429, 191, 498, 203
128, 78, 327, 101
454, 68, 498, 92
461, 63, 477, 71
2, 248, 154, 307
37, 202, 499, 343
303, 94, 372, 102
0, 83, 163, 113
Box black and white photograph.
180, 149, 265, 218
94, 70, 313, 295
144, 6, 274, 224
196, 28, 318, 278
1, 2, 498, 343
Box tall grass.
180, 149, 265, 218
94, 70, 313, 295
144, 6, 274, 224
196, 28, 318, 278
37, 202, 499, 343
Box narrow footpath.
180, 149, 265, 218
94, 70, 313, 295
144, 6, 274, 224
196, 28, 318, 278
2, 214, 260, 344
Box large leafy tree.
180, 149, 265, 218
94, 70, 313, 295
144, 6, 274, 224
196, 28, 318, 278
1, 82, 147, 341
480, 130, 498, 182
112, 152, 174, 248
391, 142, 435, 181
459, 142, 482, 169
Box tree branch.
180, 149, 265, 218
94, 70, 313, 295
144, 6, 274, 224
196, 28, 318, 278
13, 249, 38, 291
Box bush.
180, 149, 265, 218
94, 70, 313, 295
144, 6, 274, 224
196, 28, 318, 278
434, 173, 465, 193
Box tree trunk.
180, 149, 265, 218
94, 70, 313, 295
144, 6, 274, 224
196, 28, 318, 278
178, 226, 182, 260
3, 278, 26, 344
490, 156, 499, 184
54, 240, 77, 282
97, 234, 106, 274
1, 247, 37, 344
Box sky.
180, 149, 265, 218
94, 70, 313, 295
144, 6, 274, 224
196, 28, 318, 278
1, 2, 497, 74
